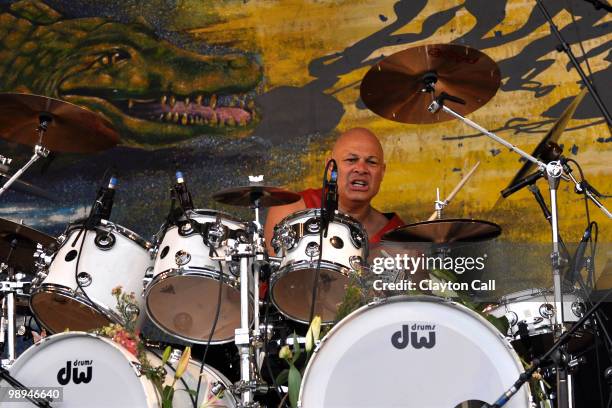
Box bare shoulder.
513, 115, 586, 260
264, 198, 306, 254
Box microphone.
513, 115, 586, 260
174, 171, 194, 212
501, 170, 544, 198
323, 160, 338, 232
567, 223, 593, 285
86, 175, 117, 228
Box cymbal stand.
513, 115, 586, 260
0, 239, 22, 368
427, 90, 569, 407
227, 181, 269, 407
0, 113, 50, 198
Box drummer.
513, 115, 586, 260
264, 127, 404, 251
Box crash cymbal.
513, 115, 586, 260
0, 93, 119, 153
382, 218, 502, 244
0, 218, 56, 272
213, 185, 301, 207
0, 170, 56, 201
360, 44, 501, 124
501, 88, 587, 194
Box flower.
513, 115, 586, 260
175, 346, 191, 380
305, 315, 322, 353
279, 345, 293, 360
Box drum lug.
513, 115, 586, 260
305, 242, 320, 258
174, 250, 191, 266
142, 266, 154, 291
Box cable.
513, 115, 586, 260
307, 160, 334, 326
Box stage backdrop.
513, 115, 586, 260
0, 0, 610, 286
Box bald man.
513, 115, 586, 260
265, 128, 404, 250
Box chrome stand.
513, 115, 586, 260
0, 115, 51, 198
427, 94, 577, 407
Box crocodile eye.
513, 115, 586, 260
94, 49, 131, 68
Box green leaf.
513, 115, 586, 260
276, 368, 289, 386
288, 364, 302, 408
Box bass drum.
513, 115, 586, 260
0, 332, 236, 408
299, 296, 531, 408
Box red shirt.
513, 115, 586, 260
298, 188, 404, 244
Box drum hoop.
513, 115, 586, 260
144, 268, 252, 345
298, 294, 522, 405
275, 208, 369, 253
269, 260, 353, 324
63, 221, 152, 249
29, 284, 119, 332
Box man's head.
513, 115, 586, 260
331, 127, 386, 208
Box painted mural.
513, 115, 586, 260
0, 1, 610, 281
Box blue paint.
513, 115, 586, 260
452, 167, 461, 172
494, 30, 502, 38
490, 148, 501, 157
597, 137, 612, 143
570, 144, 579, 155
379, 14, 388, 22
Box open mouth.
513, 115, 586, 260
115, 91, 257, 127
64, 90, 258, 127
350, 179, 369, 191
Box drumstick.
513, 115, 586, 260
428, 161, 480, 221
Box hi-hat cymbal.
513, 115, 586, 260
382, 218, 502, 244
360, 44, 501, 124
0, 93, 119, 153
213, 185, 301, 207
0, 218, 56, 272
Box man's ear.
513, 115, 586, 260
381, 162, 387, 179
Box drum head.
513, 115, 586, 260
271, 264, 349, 323
0, 332, 154, 407
30, 290, 111, 333
146, 273, 243, 343
299, 296, 531, 408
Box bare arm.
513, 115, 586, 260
264, 198, 306, 255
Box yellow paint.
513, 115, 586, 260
186, 1, 610, 249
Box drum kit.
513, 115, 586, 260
0, 41, 609, 408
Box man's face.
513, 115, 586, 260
332, 134, 386, 206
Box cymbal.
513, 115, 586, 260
0, 93, 119, 153
213, 185, 301, 207
360, 44, 501, 124
0, 218, 56, 272
382, 218, 502, 244
501, 88, 587, 194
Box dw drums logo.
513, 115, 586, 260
57, 360, 93, 385
391, 324, 436, 349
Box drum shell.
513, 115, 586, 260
299, 295, 531, 408
270, 209, 367, 324
30, 222, 152, 333
145, 210, 253, 344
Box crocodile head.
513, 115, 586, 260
1, 1, 262, 148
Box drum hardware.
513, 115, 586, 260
427, 161, 481, 221
382, 218, 502, 244
213, 177, 301, 407
482, 289, 612, 408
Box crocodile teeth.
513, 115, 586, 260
226, 117, 236, 127
181, 113, 188, 125
210, 94, 217, 109
185, 97, 190, 106
196, 95, 202, 105
173, 112, 179, 123
164, 112, 173, 121
128, 99, 134, 109
161, 95, 167, 105
209, 112, 218, 125
169, 96, 176, 107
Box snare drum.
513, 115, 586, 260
299, 296, 531, 408
0, 331, 236, 407
30, 221, 152, 333
145, 210, 252, 344
270, 209, 368, 324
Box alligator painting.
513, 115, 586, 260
0, 0, 262, 148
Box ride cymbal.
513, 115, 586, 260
360, 44, 501, 124
382, 218, 502, 244
0, 93, 119, 153
213, 185, 301, 207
